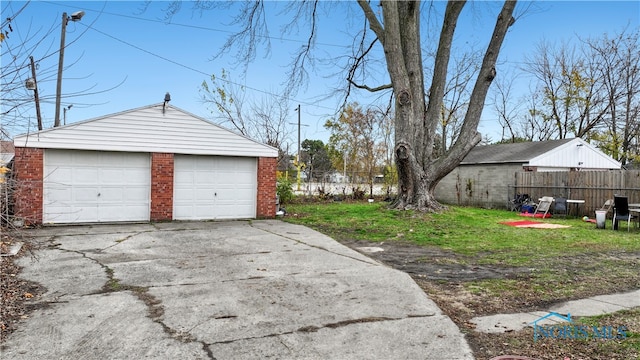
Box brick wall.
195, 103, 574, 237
150, 153, 174, 221
13, 147, 44, 225
12, 149, 274, 224
256, 157, 277, 218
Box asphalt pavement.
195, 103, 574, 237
1, 220, 474, 359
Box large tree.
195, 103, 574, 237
171, 0, 517, 211
357, 1, 516, 210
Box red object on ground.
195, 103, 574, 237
500, 220, 541, 227
500, 220, 571, 229
518, 212, 552, 218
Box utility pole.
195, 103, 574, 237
54, 10, 84, 128
294, 104, 301, 191
28, 56, 43, 130
54, 12, 68, 128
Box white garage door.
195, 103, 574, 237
44, 150, 151, 223
173, 155, 257, 220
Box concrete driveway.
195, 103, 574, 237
1, 220, 473, 359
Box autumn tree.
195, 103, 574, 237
508, 28, 639, 165
326, 103, 390, 197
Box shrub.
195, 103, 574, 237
276, 177, 294, 204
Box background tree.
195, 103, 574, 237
436, 51, 480, 155
583, 28, 640, 166
524, 41, 607, 140
326, 103, 388, 197
496, 27, 639, 165
491, 68, 523, 143
200, 69, 293, 171
300, 139, 333, 182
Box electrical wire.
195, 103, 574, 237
77, 21, 339, 112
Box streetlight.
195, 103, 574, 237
54, 10, 84, 128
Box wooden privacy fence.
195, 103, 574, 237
509, 170, 640, 217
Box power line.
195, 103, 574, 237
78, 21, 339, 113
41, 1, 351, 50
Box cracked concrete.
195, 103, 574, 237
1, 220, 473, 359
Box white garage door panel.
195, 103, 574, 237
44, 150, 151, 223
173, 155, 257, 220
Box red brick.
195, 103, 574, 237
13, 147, 44, 225
256, 157, 277, 218
150, 153, 174, 221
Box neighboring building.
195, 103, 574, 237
0, 141, 14, 215
435, 138, 622, 208
0, 140, 14, 167
12, 103, 278, 225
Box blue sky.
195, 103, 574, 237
2, 1, 638, 147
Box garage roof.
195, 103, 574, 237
13, 104, 278, 158
461, 138, 621, 169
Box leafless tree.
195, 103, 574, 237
200, 69, 293, 171
1, 2, 121, 138
583, 28, 640, 165
491, 68, 523, 142
438, 51, 481, 153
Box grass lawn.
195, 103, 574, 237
282, 201, 640, 359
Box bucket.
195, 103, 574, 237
595, 210, 606, 229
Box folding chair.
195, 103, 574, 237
534, 196, 554, 218
601, 199, 613, 214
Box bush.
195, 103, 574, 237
351, 186, 366, 200
276, 177, 294, 204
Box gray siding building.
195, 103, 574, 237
435, 138, 621, 209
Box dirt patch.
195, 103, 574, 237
0, 237, 45, 343
339, 238, 640, 360
341, 239, 531, 281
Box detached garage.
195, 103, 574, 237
12, 103, 278, 225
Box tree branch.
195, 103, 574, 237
347, 79, 392, 92
357, 0, 385, 46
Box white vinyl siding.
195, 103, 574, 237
44, 150, 150, 223
173, 155, 257, 220
530, 139, 621, 170
14, 104, 278, 158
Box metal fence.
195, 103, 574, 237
509, 170, 640, 216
